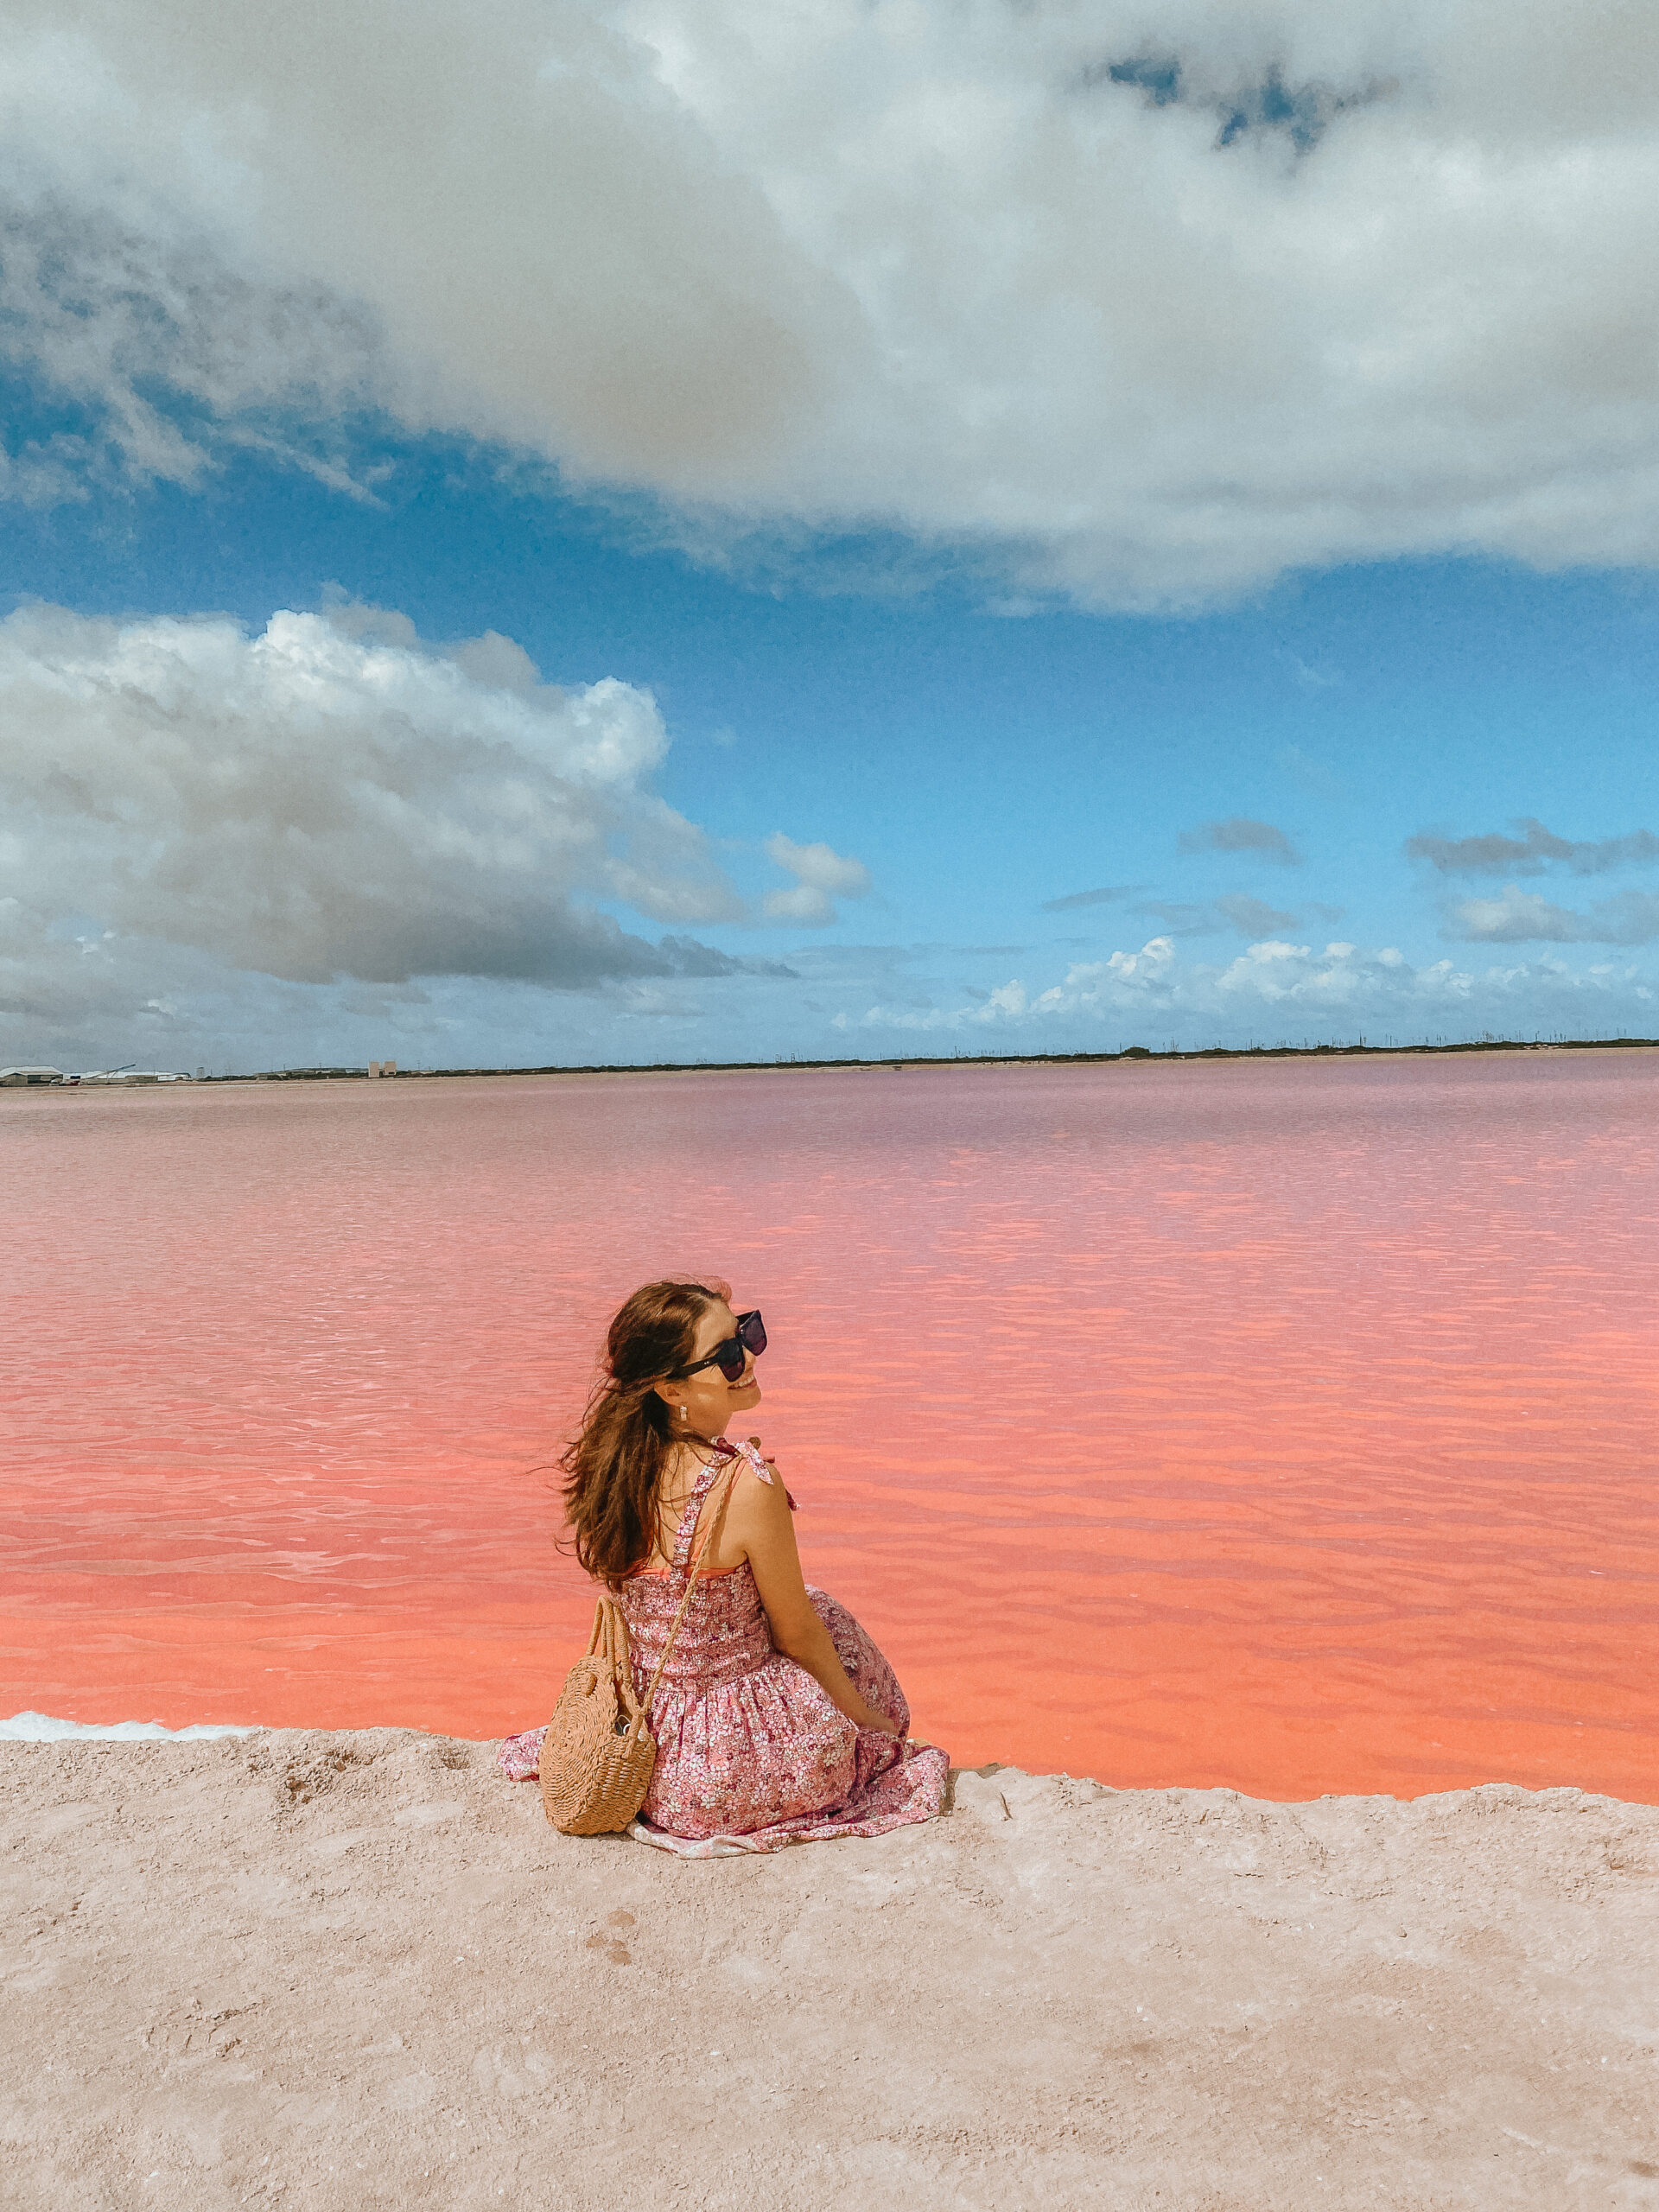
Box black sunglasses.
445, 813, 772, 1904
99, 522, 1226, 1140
671, 1309, 766, 1383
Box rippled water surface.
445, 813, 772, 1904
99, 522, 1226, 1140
3, 1055, 1656, 1799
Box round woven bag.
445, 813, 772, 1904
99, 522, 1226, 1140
539, 1466, 733, 1837
539, 1599, 658, 1835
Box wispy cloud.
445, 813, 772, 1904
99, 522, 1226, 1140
1408, 818, 1659, 876
1046, 887, 1311, 938
1274, 744, 1346, 800
1179, 818, 1301, 866
1039, 883, 1142, 912
1214, 893, 1302, 936
1131, 901, 1217, 938
1283, 654, 1339, 691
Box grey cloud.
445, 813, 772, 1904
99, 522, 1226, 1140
1450, 887, 1659, 944
1179, 818, 1302, 866
658, 936, 797, 980
8, 7, 1659, 604
1214, 894, 1302, 936
1408, 817, 1659, 876
0, 601, 760, 996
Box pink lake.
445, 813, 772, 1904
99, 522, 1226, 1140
3, 1053, 1655, 1801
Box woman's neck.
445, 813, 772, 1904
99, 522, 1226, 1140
663, 1435, 716, 1486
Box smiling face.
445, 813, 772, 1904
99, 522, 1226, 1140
656, 1296, 762, 1439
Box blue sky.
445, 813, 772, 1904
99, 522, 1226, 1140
3, 3, 1658, 1069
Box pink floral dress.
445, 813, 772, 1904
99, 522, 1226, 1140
499, 1440, 949, 1855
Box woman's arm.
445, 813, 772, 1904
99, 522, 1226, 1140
727, 1467, 899, 1735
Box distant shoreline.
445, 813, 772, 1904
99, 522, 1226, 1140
164, 1033, 1659, 1083
10, 1033, 1659, 1090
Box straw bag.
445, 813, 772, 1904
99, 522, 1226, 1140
539, 1470, 731, 1835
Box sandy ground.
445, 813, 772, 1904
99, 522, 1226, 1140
3, 1733, 1656, 2211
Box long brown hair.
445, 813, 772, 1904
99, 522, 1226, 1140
561, 1278, 718, 1590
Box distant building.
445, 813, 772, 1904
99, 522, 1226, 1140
0, 1066, 61, 1085
368, 1059, 397, 1077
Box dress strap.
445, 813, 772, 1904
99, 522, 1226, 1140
670, 1440, 737, 1573
730, 1435, 798, 1512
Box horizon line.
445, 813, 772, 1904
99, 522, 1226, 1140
92, 1033, 1659, 1084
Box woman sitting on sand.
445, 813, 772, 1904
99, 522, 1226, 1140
500, 1278, 948, 1853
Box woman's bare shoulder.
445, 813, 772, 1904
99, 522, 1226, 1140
720, 1449, 782, 1505
713, 1445, 791, 1537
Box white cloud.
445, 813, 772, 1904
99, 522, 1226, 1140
762, 831, 872, 925
5, 3, 1659, 602
836, 934, 1656, 1043
0, 599, 777, 1030
1450, 885, 1659, 944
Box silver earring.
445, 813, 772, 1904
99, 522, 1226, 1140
677, 1404, 687, 1421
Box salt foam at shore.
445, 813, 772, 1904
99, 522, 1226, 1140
0, 1710, 258, 1742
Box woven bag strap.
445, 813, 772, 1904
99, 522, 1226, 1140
637, 1463, 736, 1723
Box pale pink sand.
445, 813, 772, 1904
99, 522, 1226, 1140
3, 1732, 1656, 2210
